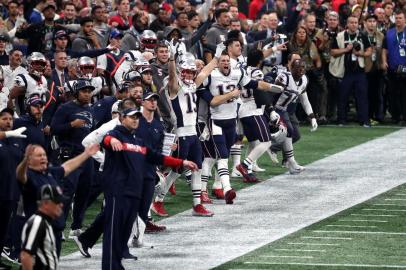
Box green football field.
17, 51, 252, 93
4, 125, 402, 269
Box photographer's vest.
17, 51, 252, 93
386, 28, 406, 72
329, 31, 365, 78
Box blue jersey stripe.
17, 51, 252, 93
171, 96, 184, 128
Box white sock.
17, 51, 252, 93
217, 159, 231, 193
212, 168, 222, 189
191, 170, 202, 206
155, 171, 181, 202
201, 158, 216, 191
248, 141, 272, 162
282, 137, 294, 160
230, 144, 242, 169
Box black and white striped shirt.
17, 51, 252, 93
21, 212, 58, 270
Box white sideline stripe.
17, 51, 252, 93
288, 242, 340, 246
313, 230, 406, 235
339, 219, 388, 223
394, 193, 406, 196
243, 262, 406, 268
351, 214, 398, 217
372, 203, 406, 206
385, 199, 406, 201
362, 208, 406, 212
301, 236, 352, 240
274, 249, 326, 252
260, 255, 314, 259
326, 225, 377, 228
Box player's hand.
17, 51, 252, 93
167, 38, 179, 59
182, 160, 198, 171
110, 138, 123, 151
214, 42, 226, 58
170, 143, 177, 151
71, 119, 86, 128
310, 118, 318, 132
270, 111, 280, 125
42, 125, 50, 135
230, 88, 241, 99
276, 42, 288, 51
85, 144, 100, 156
5, 127, 27, 138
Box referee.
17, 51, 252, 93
20, 184, 67, 270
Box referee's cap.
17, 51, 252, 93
39, 184, 68, 204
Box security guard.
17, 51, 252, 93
50, 79, 95, 238
101, 107, 198, 270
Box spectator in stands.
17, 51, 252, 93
16, 3, 64, 54
121, 11, 149, 52
382, 9, 406, 125
0, 34, 9, 65
5, 1, 25, 31
149, 6, 170, 33
92, 5, 111, 48
108, 0, 131, 31
56, 2, 79, 25
71, 16, 101, 52
205, 8, 230, 61
330, 15, 372, 126
249, 0, 264, 20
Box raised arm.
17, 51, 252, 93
167, 40, 180, 98
195, 42, 226, 87
61, 144, 99, 176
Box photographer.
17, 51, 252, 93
330, 15, 372, 126
316, 11, 342, 122
382, 9, 406, 125
364, 14, 385, 123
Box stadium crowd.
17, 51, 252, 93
0, 0, 405, 269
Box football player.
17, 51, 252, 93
9, 52, 48, 115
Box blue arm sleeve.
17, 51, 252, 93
197, 88, 214, 104
244, 80, 259, 90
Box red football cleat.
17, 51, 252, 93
151, 202, 169, 217
200, 191, 213, 204
169, 183, 176, 195
145, 220, 166, 234
192, 204, 214, 217
236, 164, 260, 183
225, 189, 236, 204
211, 188, 225, 199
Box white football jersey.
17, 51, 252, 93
14, 73, 48, 101
65, 77, 105, 104
2, 65, 27, 90
275, 71, 308, 112
166, 80, 197, 137
239, 66, 264, 118
204, 67, 251, 120
114, 50, 143, 88
0, 86, 9, 111
230, 55, 247, 69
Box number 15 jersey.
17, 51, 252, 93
166, 80, 197, 137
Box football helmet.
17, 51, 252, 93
77, 56, 95, 79
123, 70, 142, 83
27, 52, 47, 78
140, 30, 158, 52
177, 52, 197, 85
250, 68, 264, 80
131, 55, 150, 72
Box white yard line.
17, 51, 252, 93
385, 199, 406, 201
350, 214, 398, 217
243, 262, 406, 268
288, 242, 340, 246
301, 236, 352, 240
362, 208, 406, 212
313, 230, 406, 236
59, 129, 406, 270
372, 203, 406, 207
326, 225, 377, 228
338, 219, 388, 223
260, 255, 314, 259
274, 248, 326, 252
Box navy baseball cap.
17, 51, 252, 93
26, 95, 44, 106
74, 79, 95, 92
122, 108, 142, 117
39, 184, 68, 203
0, 107, 14, 116
143, 92, 159, 100
54, 30, 68, 39
110, 29, 124, 40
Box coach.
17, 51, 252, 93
101, 107, 198, 270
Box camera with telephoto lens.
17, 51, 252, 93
353, 41, 362, 51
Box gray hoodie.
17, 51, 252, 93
205, 23, 228, 46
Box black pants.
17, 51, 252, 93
139, 177, 156, 223
367, 70, 385, 121
387, 71, 406, 122
0, 200, 13, 256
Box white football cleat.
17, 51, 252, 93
68, 229, 83, 239
287, 158, 305, 174
252, 161, 266, 172
231, 169, 242, 177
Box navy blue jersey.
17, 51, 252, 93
51, 101, 94, 154
13, 115, 45, 149
92, 96, 117, 128
0, 137, 23, 200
